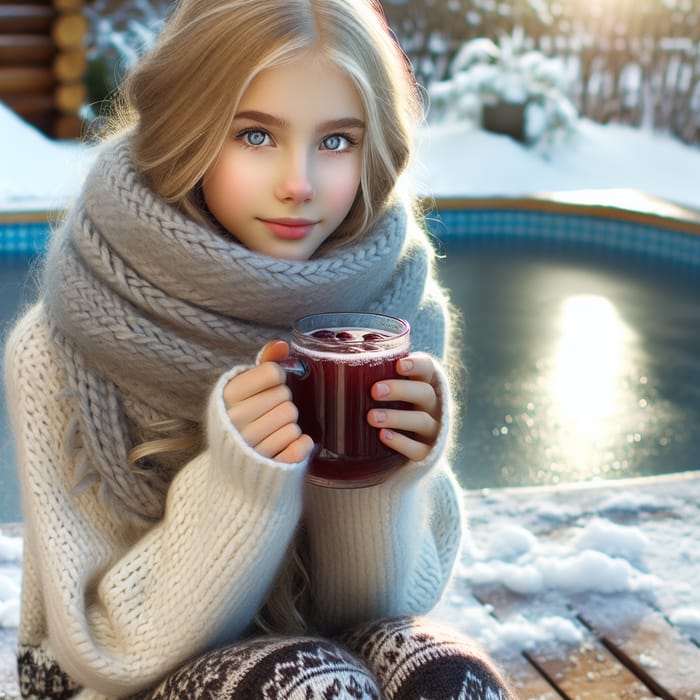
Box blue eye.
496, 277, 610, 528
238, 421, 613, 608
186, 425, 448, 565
245, 130, 268, 146
235, 128, 271, 147
322, 134, 355, 151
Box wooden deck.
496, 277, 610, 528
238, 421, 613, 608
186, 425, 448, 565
456, 473, 700, 700
482, 587, 700, 699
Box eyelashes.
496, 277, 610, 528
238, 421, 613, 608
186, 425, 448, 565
233, 127, 360, 152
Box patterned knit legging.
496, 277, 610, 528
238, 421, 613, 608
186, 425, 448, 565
128, 616, 516, 699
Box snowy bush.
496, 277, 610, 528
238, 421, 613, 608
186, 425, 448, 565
82, 0, 171, 122
428, 29, 578, 153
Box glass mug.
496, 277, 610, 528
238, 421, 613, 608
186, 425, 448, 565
281, 312, 411, 488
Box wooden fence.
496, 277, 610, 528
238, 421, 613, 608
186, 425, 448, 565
0, 0, 87, 138
382, 0, 700, 144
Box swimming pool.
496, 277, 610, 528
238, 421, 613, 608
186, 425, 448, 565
1, 196, 699, 520
431, 196, 700, 490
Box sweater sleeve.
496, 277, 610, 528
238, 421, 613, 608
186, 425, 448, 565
303, 357, 464, 632
4, 307, 307, 697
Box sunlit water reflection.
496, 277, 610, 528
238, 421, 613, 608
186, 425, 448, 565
438, 245, 699, 488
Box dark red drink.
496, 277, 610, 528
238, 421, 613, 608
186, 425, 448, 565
286, 312, 410, 488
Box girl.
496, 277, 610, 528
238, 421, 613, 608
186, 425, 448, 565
4, 0, 516, 697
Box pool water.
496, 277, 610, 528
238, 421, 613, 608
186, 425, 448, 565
437, 242, 700, 489
1, 243, 699, 520
1, 256, 39, 522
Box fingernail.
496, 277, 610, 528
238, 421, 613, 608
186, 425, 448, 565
399, 358, 414, 372
372, 409, 387, 423
375, 382, 390, 398
382, 429, 395, 441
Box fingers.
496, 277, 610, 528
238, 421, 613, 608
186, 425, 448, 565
236, 399, 300, 447
259, 339, 290, 364
223, 361, 287, 405
396, 355, 436, 384
371, 354, 439, 419
226, 383, 292, 428
377, 428, 432, 462
222, 343, 313, 464
274, 434, 315, 464
367, 406, 438, 440
368, 353, 442, 462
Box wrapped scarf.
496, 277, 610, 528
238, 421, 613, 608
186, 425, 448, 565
42, 135, 448, 522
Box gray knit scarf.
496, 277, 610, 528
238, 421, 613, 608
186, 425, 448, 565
42, 135, 446, 522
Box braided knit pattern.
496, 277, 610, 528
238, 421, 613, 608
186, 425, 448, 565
40, 135, 447, 522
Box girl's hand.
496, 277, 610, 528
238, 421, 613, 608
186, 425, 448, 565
222, 340, 315, 463
367, 354, 441, 462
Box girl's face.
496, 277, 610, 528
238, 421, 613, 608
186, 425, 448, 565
203, 52, 365, 260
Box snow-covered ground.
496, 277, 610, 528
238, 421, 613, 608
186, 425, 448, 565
2, 101, 700, 683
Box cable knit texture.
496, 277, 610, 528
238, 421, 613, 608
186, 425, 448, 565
4, 135, 464, 698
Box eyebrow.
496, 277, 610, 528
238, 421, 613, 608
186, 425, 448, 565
233, 110, 365, 132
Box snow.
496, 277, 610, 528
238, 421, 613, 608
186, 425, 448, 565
0, 103, 95, 213
412, 118, 700, 209
2, 101, 700, 682
428, 473, 700, 660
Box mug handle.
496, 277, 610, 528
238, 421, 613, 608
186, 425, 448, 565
278, 357, 309, 378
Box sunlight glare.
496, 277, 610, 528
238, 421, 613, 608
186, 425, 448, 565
550, 294, 636, 470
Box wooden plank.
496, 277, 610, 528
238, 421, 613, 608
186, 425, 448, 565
575, 594, 700, 700
494, 652, 561, 700
0, 6, 53, 34
0, 65, 53, 92
474, 584, 657, 699
0, 91, 53, 114
0, 34, 54, 65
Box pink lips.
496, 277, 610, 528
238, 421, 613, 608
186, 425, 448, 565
259, 218, 317, 240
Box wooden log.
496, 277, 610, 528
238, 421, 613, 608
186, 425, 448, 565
0, 34, 54, 65
0, 91, 53, 114
54, 79, 84, 112
52, 48, 84, 81
19, 110, 54, 134
53, 111, 82, 139
0, 6, 54, 34
52, 12, 88, 50
1, 96, 53, 129
0, 65, 53, 92
52, 0, 82, 10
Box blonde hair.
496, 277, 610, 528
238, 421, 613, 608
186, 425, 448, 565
115, 0, 423, 247
117, 0, 426, 633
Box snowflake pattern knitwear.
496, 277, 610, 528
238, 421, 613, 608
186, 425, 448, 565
3, 135, 470, 698
127, 617, 516, 700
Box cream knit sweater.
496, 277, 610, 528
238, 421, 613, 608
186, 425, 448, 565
5, 303, 463, 699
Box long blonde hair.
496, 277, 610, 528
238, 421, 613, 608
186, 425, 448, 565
116, 0, 423, 247
116, 0, 427, 633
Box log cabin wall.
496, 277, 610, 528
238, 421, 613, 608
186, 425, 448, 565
0, 0, 87, 139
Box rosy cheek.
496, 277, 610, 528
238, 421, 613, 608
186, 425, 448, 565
329, 165, 361, 210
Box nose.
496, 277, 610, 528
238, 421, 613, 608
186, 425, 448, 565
276, 150, 314, 204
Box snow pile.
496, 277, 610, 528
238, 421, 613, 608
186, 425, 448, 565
0, 102, 93, 213
428, 474, 700, 658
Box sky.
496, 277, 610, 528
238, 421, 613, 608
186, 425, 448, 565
1, 102, 700, 694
